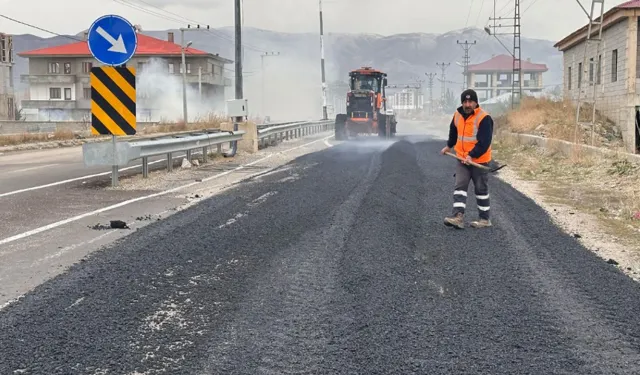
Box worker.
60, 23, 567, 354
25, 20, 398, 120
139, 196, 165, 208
440, 88, 493, 229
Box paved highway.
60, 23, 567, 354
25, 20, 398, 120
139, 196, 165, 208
1, 119, 639, 374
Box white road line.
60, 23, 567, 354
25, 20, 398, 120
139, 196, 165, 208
324, 139, 333, 147
0, 152, 203, 198
0, 135, 333, 247
8, 164, 59, 174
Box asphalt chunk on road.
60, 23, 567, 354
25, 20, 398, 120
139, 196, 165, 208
1, 139, 640, 374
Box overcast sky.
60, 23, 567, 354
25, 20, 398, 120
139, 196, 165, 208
0, 0, 623, 42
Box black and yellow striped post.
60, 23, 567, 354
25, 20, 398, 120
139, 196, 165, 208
90, 66, 136, 136
90, 65, 136, 187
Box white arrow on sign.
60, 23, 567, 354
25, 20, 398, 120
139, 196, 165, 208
96, 26, 127, 54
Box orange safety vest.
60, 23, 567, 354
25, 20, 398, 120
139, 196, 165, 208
453, 107, 492, 164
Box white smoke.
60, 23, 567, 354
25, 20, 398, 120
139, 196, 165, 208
239, 54, 325, 122
136, 57, 225, 122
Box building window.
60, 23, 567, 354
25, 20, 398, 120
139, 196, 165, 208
612, 49, 618, 82
64, 88, 72, 100
568, 66, 572, 90
82, 62, 93, 73
64, 62, 71, 74
180, 63, 191, 74
578, 62, 582, 88
48, 62, 59, 74
597, 55, 602, 84
50, 87, 61, 99
83, 87, 91, 99
168, 63, 174, 74
589, 57, 594, 84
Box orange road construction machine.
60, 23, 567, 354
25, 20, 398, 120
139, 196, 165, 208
334, 66, 397, 140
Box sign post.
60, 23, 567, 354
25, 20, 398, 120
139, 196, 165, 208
87, 14, 138, 187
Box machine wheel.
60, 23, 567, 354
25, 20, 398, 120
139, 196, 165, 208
390, 115, 397, 137
377, 114, 387, 138
335, 114, 347, 140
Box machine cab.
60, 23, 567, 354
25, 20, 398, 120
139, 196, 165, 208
346, 67, 387, 120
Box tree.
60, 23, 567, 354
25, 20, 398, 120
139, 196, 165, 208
444, 88, 458, 113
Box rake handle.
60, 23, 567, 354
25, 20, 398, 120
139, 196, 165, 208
444, 151, 491, 170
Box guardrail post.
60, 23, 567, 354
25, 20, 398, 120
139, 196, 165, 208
217, 144, 222, 154
186, 149, 192, 162
202, 146, 208, 162
142, 156, 149, 178
167, 152, 173, 172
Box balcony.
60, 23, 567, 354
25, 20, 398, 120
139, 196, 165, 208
21, 100, 78, 110
20, 74, 77, 84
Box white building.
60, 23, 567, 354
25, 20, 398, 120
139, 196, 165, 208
0, 32, 15, 120
555, 0, 640, 153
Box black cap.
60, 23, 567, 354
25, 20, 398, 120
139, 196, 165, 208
461, 89, 478, 103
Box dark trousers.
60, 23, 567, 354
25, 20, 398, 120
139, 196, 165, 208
452, 161, 490, 220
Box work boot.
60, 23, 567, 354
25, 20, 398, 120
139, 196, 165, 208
444, 213, 465, 229
470, 219, 492, 228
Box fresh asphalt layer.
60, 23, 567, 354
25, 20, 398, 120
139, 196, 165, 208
1, 136, 639, 374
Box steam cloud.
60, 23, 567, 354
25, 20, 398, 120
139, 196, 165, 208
135, 57, 225, 122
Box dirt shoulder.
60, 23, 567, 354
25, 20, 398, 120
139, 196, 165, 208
491, 97, 640, 281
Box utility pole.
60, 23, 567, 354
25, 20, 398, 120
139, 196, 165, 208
261, 51, 280, 116
234, 0, 243, 124
513, 0, 522, 108
574, 0, 605, 147
436, 62, 450, 113
180, 24, 210, 124
414, 78, 425, 111
486, 0, 522, 109
425, 72, 436, 115
457, 40, 476, 90
319, 0, 328, 120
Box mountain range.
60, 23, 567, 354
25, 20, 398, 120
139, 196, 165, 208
9, 26, 563, 98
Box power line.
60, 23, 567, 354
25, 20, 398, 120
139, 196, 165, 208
475, 0, 488, 26
0, 12, 239, 76
465, 0, 476, 27
0, 14, 82, 42
113, 0, 266, 53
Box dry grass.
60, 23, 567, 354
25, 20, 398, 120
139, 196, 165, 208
0, 112, 265, 147
137, 112, 261, 135
0, 128, 80, 146
494, 96, 624, 149
493, 137, 640, 244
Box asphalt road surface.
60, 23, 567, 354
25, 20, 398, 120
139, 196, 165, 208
1, 124, 640, 374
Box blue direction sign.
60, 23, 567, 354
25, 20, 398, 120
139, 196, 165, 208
87, 15, 138, 66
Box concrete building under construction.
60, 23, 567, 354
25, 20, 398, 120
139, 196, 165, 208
0, 32, 15, 120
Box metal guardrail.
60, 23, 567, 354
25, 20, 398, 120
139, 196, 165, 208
83, 130, 245, 185
257, 120, 334, 148
82, 119, 334, 186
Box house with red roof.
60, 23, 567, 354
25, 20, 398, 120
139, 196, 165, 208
0, 32, 15, 120
17, 31, 232, 121
464, 54, 548, 102
554, 0, 640, 153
